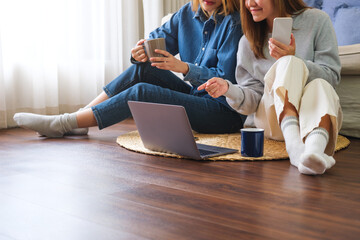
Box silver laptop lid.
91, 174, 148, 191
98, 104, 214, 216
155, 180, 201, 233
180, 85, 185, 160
128, 101, 202, 159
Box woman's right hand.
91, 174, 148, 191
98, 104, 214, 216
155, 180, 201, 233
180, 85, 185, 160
197, 77, 229, 98
131, 39, 148, 62
269, 33, 296, 60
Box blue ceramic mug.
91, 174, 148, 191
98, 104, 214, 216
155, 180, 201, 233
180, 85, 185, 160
241, 128, 264, 157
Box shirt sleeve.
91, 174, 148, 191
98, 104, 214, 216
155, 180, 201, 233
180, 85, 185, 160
148, 11, 180, 56
301, 13, 341, 87
130, 9, 181, 65
183, 22, 243, 86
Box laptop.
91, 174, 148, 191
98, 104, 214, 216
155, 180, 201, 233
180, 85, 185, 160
128, 101, 238, 160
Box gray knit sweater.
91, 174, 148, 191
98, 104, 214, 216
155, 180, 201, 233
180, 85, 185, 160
225, 8, 341, 115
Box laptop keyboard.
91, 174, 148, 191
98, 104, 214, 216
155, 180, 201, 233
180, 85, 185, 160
198, 148, 218, 156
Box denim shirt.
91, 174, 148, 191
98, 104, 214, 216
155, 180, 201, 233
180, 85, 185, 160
148, 3, 243, 105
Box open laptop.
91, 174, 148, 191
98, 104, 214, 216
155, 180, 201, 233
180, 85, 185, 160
128, 101, 238, 160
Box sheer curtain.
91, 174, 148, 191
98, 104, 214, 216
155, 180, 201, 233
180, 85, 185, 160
0, 33, 6, 128
0, 0, 143, 129
0, 0, 188, 129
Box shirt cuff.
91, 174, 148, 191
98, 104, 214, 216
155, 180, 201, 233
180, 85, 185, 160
130, 56, 143, 64
183, 63, 202, 86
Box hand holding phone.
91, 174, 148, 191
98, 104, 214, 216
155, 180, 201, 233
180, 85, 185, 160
272, 17, 293, 45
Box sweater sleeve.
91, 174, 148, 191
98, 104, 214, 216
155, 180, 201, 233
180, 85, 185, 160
224, 70, 264, 115
300, 12, 341, 87
224, 38, 264, 115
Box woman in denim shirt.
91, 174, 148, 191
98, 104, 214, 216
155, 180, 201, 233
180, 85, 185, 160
14, 0, 246, 137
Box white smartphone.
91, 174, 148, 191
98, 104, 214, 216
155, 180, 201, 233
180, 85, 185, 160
272, 17, 293, 45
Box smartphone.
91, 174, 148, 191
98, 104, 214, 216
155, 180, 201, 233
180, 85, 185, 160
272, 17, 293, 45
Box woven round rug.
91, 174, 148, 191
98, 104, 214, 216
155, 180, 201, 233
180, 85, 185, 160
116, 131, 350, 161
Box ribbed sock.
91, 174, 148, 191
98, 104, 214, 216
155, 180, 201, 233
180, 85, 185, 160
304, 128, 329, 154
13, 112, 78, 138
280, 116, 304, 168
299, 127, 335, 175
64, 107, 89, 136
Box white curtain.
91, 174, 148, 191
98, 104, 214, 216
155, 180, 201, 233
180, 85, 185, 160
0, 0, 188, 129
0, 33, 6, 128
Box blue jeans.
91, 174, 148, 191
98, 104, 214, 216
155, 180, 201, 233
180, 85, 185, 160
92, 62, 246, 133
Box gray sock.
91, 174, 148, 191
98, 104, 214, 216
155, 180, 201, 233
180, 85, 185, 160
65, 107, 89, 136
65, 127, 89, 136
13, 112, 78, 138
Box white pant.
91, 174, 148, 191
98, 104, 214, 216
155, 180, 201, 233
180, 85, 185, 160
254, 56, 342, 155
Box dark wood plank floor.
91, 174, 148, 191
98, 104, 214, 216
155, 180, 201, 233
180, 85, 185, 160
0, 118, 359, 240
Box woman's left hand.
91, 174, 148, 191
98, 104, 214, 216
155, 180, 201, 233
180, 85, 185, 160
269, 33, 296, 60
150, 49, 189, 75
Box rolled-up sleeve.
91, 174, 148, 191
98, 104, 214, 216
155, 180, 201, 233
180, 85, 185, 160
149, 12, 180, 56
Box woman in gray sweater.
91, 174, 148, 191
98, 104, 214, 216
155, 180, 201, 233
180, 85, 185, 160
198, 0, 342, 175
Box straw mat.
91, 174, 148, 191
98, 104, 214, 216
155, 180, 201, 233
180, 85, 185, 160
116, 131, 350, 161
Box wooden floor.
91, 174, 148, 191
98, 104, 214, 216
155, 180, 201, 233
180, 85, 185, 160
0, 118, 359, 240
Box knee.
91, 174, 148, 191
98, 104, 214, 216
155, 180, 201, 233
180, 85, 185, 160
275, 56, 308, 77
302, 78, 340, 105
278, 55, 295, 62
277, 55, 305, 69
306, 78, 335, 93
307, 78, 329, 86
131, 82, 153, 94
127, 83, 159, 101
270, 55, 309, 87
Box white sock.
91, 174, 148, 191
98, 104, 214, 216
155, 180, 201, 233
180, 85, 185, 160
304, 127, 329, 154
298, 153, 336, 175
299, 128, 335, 175
280, 116, 304, 168
13, 112, 78, 138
